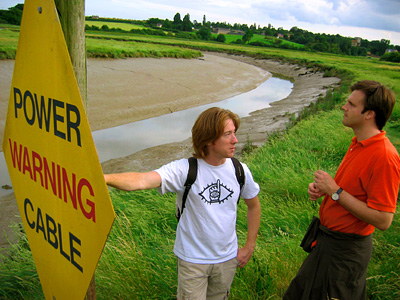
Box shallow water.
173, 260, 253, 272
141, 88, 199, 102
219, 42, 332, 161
93, 77, 292, 162
0, 77, 292, 196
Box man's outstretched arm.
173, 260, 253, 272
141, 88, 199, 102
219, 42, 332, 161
104, 171, 161, 191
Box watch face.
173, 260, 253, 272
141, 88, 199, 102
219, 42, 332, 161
332, 188, 343, 201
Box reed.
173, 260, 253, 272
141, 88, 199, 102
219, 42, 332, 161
0, 26, 19, 59
86, 37, 202, 59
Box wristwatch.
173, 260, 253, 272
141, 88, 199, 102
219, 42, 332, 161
332, 187, 343, 201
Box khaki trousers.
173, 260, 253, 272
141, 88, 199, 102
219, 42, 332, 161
177, 257, 238, 300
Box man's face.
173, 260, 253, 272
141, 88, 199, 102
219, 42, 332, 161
341, 90, 367, 129
207, 119, 238, 160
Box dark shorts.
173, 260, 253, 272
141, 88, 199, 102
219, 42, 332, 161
284, 223, 373, 300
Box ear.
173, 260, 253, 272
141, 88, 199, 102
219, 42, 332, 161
364, 110, 376, 120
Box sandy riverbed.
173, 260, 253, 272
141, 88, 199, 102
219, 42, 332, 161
0, 52, 340, 251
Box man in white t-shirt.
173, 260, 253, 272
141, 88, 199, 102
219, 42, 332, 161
105, 107, 261, 300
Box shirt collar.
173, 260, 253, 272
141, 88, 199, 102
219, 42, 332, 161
352, 131, 386, 147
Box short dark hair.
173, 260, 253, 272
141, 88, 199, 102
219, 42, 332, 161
351, 80, 396, 130
192, 107, 240, 159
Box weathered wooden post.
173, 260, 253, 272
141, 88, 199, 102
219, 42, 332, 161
54, 1, 93, 299
54, 0, 87, 108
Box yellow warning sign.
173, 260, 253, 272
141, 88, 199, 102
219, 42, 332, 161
2, 0, 115, 299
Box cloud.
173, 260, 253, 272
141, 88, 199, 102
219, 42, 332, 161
248, 0, 399, 32
84, 0, 400, 44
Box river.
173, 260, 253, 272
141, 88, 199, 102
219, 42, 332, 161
0, 77, 292, 197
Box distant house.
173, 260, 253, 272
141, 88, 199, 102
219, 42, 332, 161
277, 33, 284, 39
385, 49, 398, 53
351, 37, 361, 47
211, 28, 244, 35
91, 15, 99, 19
156, 23, 162, 28
212, 28, 231, 34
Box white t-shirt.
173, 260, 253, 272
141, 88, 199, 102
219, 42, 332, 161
155, 158, 260, 264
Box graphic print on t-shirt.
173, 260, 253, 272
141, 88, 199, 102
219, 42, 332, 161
199, 179, 234, 204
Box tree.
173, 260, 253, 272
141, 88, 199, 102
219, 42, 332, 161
338, 37, 352, 55
240, 24, 249, 32
146, 17, 163, 28
242, 29, 253, 44
196, 26, 212, 40
173, 12, 182, 30
163, 19, 173, 30
182, 13, 192, 31
358, 47, 368, 56
192, 20, 201, 29
216, 34, 226, 43
0, 3, 23, 25
312, 42, 329, 52
370, 40, 389, 56
380, 52, 400, 63
173, 12, 181, 24
263, 27, 275, 37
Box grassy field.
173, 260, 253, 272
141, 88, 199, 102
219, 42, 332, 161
0, 25, 19, 59
1, 23, 399, 299
85, 20, 146, 31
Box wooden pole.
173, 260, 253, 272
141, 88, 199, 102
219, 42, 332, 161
54, 1, 93, 299
54, 0, 88, 109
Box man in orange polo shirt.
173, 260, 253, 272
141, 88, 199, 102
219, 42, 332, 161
284, 80, 400, 300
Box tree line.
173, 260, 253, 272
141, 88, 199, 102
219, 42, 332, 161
144, 12, 399, 58
0, 3, 23, 25
2, 4, 399, 61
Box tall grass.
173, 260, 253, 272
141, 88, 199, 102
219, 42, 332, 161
1, 108, 399, 299
0, 26, 19, 59
86, 37, 202, 58
0, 224, 43, 299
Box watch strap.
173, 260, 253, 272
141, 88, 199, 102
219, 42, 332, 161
332, 187, 343, 201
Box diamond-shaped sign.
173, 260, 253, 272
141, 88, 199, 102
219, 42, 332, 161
2, 0, 115, 299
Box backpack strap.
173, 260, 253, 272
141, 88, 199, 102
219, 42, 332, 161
231, 157, 245, 203
177, 157, 197, 221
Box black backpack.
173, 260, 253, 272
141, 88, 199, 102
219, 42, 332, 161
176, 157, 245, 221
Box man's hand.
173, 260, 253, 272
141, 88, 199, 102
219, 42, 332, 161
308, 182, 324, 201
237, 245, 254, 268
313, 170, 340, 196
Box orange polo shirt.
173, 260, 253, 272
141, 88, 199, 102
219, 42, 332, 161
319, 131, 400, 236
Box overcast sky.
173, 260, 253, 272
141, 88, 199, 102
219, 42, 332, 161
2, 0, 400, 45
